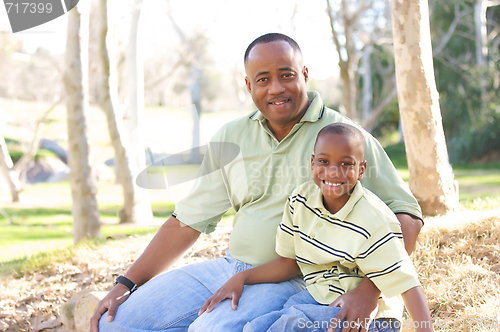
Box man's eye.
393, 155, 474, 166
283, 73, 294, 78
257, 77, 268, 83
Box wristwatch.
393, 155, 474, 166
114, 275, 138, 294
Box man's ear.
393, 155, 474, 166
302, 66, 309, 84
358, 160, 367, 181
245, 76, 251, 93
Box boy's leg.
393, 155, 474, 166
367, 318, 401, 332
98, 256, 235, 332
188, 276, 306, 332
243, 289, 343, 332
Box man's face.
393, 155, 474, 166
311, 132, 366, 213
244, 41, 310, 129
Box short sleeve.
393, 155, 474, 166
361, 134, 423, 221
173, 133, 233, 234
275, 195, 296, 259
354, 223, 420, 298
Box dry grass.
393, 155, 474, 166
413, 208, 500, 331
1, 210, 500, 331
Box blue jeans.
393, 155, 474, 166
98, 254, 305, 331
243, 289, 401, 332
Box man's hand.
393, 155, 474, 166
198, 273, 246, 315
327, 276, 379, 332
89, 283, 130, 332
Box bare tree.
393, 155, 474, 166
166, 0, 208, 164
98, 0, 145, 224
64, 1, 101, 242
325, 0, 398, 131
0, 134, 20, 202
391, 0, 459, 215
124, 0, 153, 224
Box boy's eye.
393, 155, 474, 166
318, 159, 328, 164
341, 162, 354, 166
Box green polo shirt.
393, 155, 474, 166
276, 181, 421, 320
173, 91, 422, 267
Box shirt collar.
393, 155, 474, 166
308, 181, 366, 221
249, 90, 325, 123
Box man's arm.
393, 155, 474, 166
328, 213, 422, 332
397, 213, 423, 254
89, 216, 201, 332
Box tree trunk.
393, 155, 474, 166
391, 0, 459, 215
98, 0, 141, 224
475, 0, 488, 66
188, 55, 202, 164
362, 44, 373, 124
475, 0, 488, 109
64, 1, 101, 243
0, 135, 20, 202
124, 0, 153, 224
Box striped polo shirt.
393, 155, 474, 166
276, 180, 421, 320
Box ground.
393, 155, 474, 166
1, 208, 500, 332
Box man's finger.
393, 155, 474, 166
89, 301, 109, 332
105, 299, 118, 322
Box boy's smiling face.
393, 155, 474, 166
311, 132, 366, 214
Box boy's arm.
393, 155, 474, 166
199, 256, 299, 314
402, 286, 434, 331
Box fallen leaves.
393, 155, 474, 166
0, 220, 231, 331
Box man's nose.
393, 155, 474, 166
268, 78, 285, 94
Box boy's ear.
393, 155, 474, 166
310, 154, 315, 169
357, 160, 367, 181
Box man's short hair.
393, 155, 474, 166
244, 33, 302, 64
314, 123, 366, 154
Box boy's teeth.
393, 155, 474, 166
324, 181, 341, 186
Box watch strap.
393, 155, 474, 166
115, 275, 138, 293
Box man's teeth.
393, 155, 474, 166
273, 101, 287, 105
324, 181, 342, 186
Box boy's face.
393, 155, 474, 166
311, 132, 366, 213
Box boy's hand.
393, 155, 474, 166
198, 273, 246, 315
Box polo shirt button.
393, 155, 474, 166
322, 213, 328, 218
317, 222, 323, 228
310, 233, 315, 239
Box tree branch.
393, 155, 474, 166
13, 97, 61, 174
326, 0, 346, 66
433, 2, 474, 56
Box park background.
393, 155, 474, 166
0, 0, 500, 331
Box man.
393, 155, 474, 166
91, 33, 423, 332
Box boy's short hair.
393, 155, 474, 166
314, 123, 365, 155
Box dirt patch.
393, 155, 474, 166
0, 222, 230, 332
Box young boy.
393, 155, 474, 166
198, 123, 433, 332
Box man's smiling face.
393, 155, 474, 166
244, 40, 310, 133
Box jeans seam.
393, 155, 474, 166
161, 309, 200, 329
